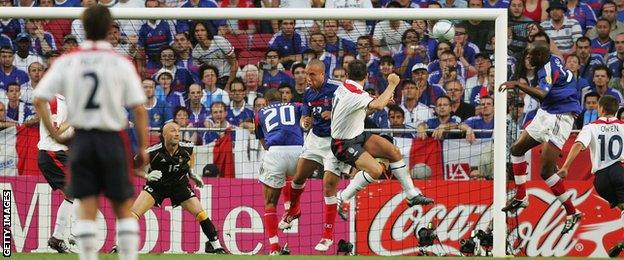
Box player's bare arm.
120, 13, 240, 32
369, 73, 400, 110
188, 152, 204, 187
557, 142, 586, 178
499, 80, 547, 101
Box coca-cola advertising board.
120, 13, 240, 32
355, 181, 623, 257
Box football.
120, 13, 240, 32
431, 20, 455, 42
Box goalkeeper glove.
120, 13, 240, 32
145, 170, 163, 182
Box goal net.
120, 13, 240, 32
0, 6, 519, 257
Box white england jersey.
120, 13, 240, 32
330, 79, 373, 140
33, 41, 146, 131
38, 95, 69, 151
575, 117, 624, 173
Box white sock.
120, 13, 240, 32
210, 239, 223, 250
76, 220, 97, 260
340, 171, 373, 201
70, 199, 80, 238
390, 161, 419, 199
52, 199, 73, 240
116, 218, 139, 260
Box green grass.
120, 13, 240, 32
7, 253, 602, 260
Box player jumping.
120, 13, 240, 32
557, 95, 624, 255
499, 43, 582, 234
256, 89, 304, 255
331, 60, 434, 214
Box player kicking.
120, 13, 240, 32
331, 60, 433, 215
33, 6, 149, 260
256, 89, 304, 255
125, 122, 226, 254
278, 60, 351, 252
499, 43, 582, 234
556, 96, 624, 256
38, 94, 77, 253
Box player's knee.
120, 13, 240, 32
510, 144, 524, 157
388, 146, 402, 162
196, 210, 209, 222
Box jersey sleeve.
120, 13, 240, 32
122, 59, 147, 107
537, 63, 552, 93
216, 36, 235, 57
355, 92, 374, 110
575, 126, 592, 149
33, 58, 65, 101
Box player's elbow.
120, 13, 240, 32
368, 101, 383, 111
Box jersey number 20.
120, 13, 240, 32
264, 106, 295, 132
598, 134, 623, 161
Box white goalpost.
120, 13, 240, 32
0, 7, 508, 256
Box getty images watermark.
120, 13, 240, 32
2, 190, 10, 257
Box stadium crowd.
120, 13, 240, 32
2, 0, 624, 173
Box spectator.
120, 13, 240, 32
172, 32, 199, 77
587, 1, 624, 39
332, 67, 347, 82
355, 36, 381, 83
275, 0, 316, 33
609, 65, 624, 93
411, 63, 446, 107
590, 19, 615, 56
461, 96, 494, 139
337, 20, 368, 43
291, 62, 306, 102
39, 0, 72, 48
0, 102, 17, 130
13, 33, 44, 73
388, 104, 416, 138
574, 91, 599, 128
364, 85, 389, 129
202, 101, 230, 144
565, 0, 597, 34
394, 29, 429, 79
400, 78, 434, 128
566, 54, 591, 92
24, 19, 58, 56
55, 0, 81, 7
70, 0, 97, 43
509, 0, 537, 53
226, 79, 255, 129
523, 0, 549, 22
0, 0, 21, 39
20, 62, 44, 105
278, 83, 293, 103
438, 0, 467, 8
5, 82, 35, 125
61, 34, 78, 53
191, 21, 237, 90
323, 20, 357, 58
220, 0, 257, 35
261, 49, 294, 89
459, 0, 496, 52
446, 79, 475, 121
177, 0, 226, 36
154, 46, 197, 94
268, 20, 305, 68
138, 0, 174, 67
199, 65, 230, 111
429, 50, 465, 86
143, 77, 173, 128
341, 53, 355, 70
0, 47, 29, 91
465, 53, 491, 101
371, 55, 395, 92
606, 33, 624, 77
372, 1, 411, 55
483, 0, 509, 9
185, 83, 210, 127
410, 20, 438, 59
576, 36, 605, 80
540, 0, 583, 55
155, 70, 185, 109
417, 95, 461, 140
307, 32, 337, 76
241, 64, 264, 104
326, 0, 372, 38
173, 106, 198, 143
106, 22, 138, 59
252, 96, 267, 114
582, 64, 624, 104
469, 66, 496, 107
451, 23, 480, 66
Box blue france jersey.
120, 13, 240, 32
301, 79, 341, 137
537, 55, 582, 115
256, 102, 304, 148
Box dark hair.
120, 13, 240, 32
0, 46, 13, 54
597, 17, 612, 27
199, 64, 219, 79
387, 104, 404, 116
528, 44, 551, 67
576, 36, 591, 45
347, 59, 368, 81
593, 64, 612, 79
291, 62, 306, 74
264, 88, 281, 102
401, 28, 418, 44
530, 30, 551, 44
380, 55, 395, 65
210, 101, 226, 111
584, 92, 600, 102
428, 1, 441, 7
265, 49, 280, 58
230, 78, 246, 91
173, 106, 189, 118
190, 21, 215, 45
436, 95, 452, 104
309, 32, 326, 42
81, 6, 113, 41
386, 1, 403, 8
616, 106, 624, 119
278, 82, 293, 93
599, 95, 619, 115
402, 79, 417, 87
6, 82, 20, 90
159, 46, 176, 60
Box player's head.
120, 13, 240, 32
264, 89, 282, 103
305, 59, 326, 90
598, 95, 619, 117
162, 122, 181, 146
81, 5, 113, 41
528, 43, 550, 68
347, 59, 368, 83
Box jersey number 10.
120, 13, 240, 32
598, 134, 623, 161
264, 106, 295, 132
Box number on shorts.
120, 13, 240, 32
264, 105, 295, 132
598, 134, 623, 161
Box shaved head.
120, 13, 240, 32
162, 122, 181, 146
305, 59, 326, 90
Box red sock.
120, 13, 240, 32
264, 207, 279, 252
282, 178, 292, 210
322, 197, 338, 240
289, 185, 305, 215
512, 161, 528, 200
547, 175, 576, 215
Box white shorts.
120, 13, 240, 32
525, 108, 574, 149
300, 131, 350, 176
259, 146, 302, 189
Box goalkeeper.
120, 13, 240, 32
125, 122, 226, 254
